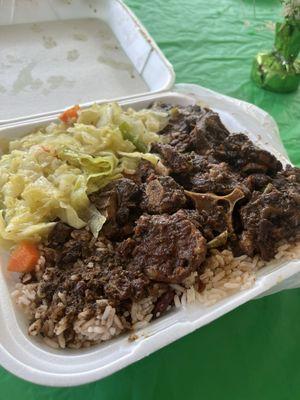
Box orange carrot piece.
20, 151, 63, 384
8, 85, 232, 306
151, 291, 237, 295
59, 105, 80, 124
7, 242, 40, 273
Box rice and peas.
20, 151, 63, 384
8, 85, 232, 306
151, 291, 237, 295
11, 239, 300, 349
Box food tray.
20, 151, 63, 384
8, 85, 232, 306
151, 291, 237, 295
0, 87, 300, 386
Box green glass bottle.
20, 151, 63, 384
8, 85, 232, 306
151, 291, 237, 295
251, 1, 300, 93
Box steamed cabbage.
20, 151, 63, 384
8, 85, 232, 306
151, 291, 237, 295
0, 102, 168, 243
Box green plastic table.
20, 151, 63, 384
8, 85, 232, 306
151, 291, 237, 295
1, 0, 299, 398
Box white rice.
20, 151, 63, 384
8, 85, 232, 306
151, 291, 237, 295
194, 240, 300, 307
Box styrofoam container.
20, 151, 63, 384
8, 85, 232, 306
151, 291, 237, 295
0, 0, 299, 388
1, 86, 300, 387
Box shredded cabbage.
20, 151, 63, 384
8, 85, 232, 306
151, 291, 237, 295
0, 102, 168, 243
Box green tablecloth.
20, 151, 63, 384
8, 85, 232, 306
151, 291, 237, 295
1, 0, 299, 398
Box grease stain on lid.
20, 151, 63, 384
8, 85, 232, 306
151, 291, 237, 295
47, 75, 75, 90
42, 36, 57, 49
67, 49, 79, 62
12, 62, 43, 93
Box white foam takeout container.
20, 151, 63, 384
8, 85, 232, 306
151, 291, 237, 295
0, 0, 300, 388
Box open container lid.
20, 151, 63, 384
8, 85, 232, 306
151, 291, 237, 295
0, 0, 175, 124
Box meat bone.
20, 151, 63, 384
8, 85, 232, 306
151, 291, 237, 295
185, 187, 245, 233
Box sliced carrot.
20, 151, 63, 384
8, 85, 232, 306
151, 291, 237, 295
7, 242, 40, 273
59, 105, 80, 124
